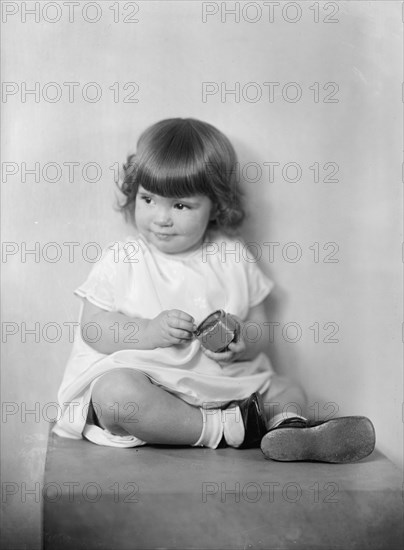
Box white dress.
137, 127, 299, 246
53, 230, 276, 446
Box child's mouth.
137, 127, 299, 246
153, 232, 175, 240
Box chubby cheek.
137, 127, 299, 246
183, 220, 205, 237
134, 203, 148, 226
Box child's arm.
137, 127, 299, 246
201, 302, 269, 365
80, 299, 196, 354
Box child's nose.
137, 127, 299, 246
154, 206, 173, 226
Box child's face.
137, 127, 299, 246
134, 185, 214, 254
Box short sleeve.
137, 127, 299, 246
74, 245, 118, 311
243, 257, 274, 308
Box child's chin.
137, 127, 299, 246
153, 237, 199, 255
157, 245, 178, 254
152, 240, 181, 254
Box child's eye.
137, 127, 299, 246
140, 195, 152, 204
174, 203, 190, 210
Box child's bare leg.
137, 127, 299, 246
91, 369, 203, 445
261, 375, 307, 425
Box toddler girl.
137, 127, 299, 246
54, 118, 375, 462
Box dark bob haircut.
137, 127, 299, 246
117, 118, 245, 232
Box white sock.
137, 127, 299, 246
192, 408, 224, 449
222, 405, 245, 448
267, 412, 307, 430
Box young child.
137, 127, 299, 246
54, 118, 375, 463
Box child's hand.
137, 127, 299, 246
200, 314, 247, 367
148, 310, 196, 348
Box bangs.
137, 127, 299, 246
139, 172, 210, 199
135, 120, 214, 198
136, 153, 212, 199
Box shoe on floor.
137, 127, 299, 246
226, 392, 267, 449
260, 416, 375, 463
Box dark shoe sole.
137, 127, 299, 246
261, 416, 375, 463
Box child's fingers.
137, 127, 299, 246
167, 318, 195, 335
166, 311, 195, 332
168, 309, 195, 323
227, 340, 245, 353
169, 328, 194, 340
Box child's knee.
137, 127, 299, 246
90, 370, 152, 433
263, 375, 307, 413
91, 369, 151, 412
285, 378, 307, 407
